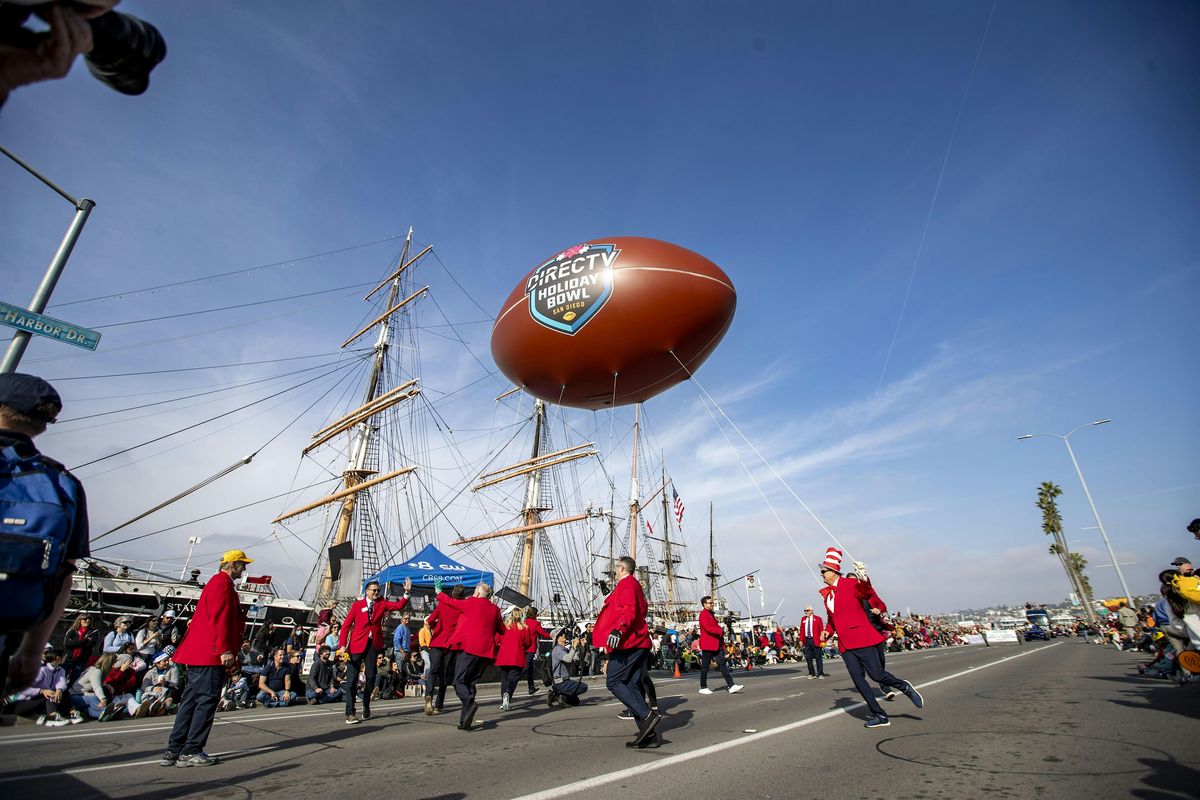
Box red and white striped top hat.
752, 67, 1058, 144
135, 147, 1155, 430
818, 547, 843, 573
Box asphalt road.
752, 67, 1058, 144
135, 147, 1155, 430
2, 639, 1196, 800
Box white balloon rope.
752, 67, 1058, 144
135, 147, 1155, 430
674, 356, 822, 584
669, 351, 855, 569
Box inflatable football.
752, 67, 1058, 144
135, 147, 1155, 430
491, 236, 736, 409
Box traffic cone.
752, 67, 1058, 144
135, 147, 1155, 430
673, 660, 682, 679
746, 656, 753, 671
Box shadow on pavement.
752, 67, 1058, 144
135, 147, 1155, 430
1131, 756, 1200, 800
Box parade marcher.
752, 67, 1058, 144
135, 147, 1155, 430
0, 374, 89, 695
799, 605, 827, 678
497, 607, 532, 711
426, 584, 467, 716
593, 555, 660, 748
436, 582, 505, 731
818, 548, 923, 729
161, 549, 252, 767
697, 595, 743, 694
336, 577, 411, 724
523, 606, 550, 695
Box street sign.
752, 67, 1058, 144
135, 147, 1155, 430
0, 300, 100, 351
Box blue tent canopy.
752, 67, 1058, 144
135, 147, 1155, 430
366, 544, 494, 590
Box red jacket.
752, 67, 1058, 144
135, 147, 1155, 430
427, 599, 463, 650
173, 570, 246, 666
698, 608, 725, 651
436, 593, 505, 660
592, 574, 650, 651
819, 575, 887, 652
525, 617, 549, 653
337, 596, 409, 654
496, 624, 534, 668
103, 665, 139, 696
772, 628, 785, 649
798, 613, 825, 643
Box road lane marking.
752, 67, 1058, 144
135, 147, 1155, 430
0, 707, 349, 745
510, 643, 1063, 800
0, 745, 283, 784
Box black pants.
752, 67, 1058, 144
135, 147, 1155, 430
500, 666, 522, 698
344, 642, 376, 717
700, 648, 734, 689
605, 648, 650, 722
453, 653, 490, 726
167, 665, 223, 756
8, 693, 71, 718
803, 640, 825, 676
524, 651, 538, 692
429, 647, 458, 709
841, 645, 906, 717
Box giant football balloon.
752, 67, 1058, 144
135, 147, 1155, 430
491, 236, 736, 409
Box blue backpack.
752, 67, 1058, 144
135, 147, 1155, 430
0, 445, 81, 633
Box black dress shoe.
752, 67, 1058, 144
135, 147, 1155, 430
632, 710, 661, 746
461, 702, 479, 730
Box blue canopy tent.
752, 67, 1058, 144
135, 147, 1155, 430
365, 544, 494, 594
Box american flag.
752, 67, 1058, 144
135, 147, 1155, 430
672, 485, 684, 527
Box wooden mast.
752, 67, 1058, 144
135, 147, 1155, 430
319, 227, 413, 600
517, 399, 546, 596
660, 464, 677, 617
707, 502, 719, 599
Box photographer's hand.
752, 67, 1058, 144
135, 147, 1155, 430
0, 4, 93, 107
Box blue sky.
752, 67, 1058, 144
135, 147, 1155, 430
2, 1, 1196, 618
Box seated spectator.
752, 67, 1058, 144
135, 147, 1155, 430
547, 628, 588, 707
219, 659, 251, 712
70, 652, 117, 720
324, 621, 341, 651
160, 609, 187, 648
133, 652, 180, 717
257, 649, 296, 707
3, 648, 76, 726
372, 651, 394, 701
306, 646, 343, 705
103, 654, 140, 721
283, 625, 308, 653
102, 617, 135, 654
288, 650, 306, 695
135, 617, 164, 661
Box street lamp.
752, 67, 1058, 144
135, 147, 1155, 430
1017, 419, 1134, 606
180, 536, 202, 579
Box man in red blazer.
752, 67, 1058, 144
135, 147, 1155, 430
337, 576, 411, 724
161, 549, 251, 768
593, 555, 660, 748
697, 595, 742, 695
799, 605, 826, 679
436, 582, 505, 731
425, 583, 466, 716
818, 547, 923, 729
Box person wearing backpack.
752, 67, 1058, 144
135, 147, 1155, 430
0, 373, 90, 696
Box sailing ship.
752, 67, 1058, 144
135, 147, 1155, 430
62, 228, 723, 635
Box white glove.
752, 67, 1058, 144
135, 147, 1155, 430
853, 560, 868, 580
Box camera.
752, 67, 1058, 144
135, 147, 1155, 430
83, 8, 166, 95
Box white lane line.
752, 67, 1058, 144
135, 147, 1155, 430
0, 707, 350, 745
922, 655, 938, 659
0, 744, 282, 784
510, 643, 1063, 800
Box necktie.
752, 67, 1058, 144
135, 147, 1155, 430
805, 617, 811, 640
366, 601, 374, 621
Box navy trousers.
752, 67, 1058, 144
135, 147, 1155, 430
429, 647, 458, 709
841, 645, 905, 717
803, 640, 825, 676
167, 665, 223, 755
453, 653, 489, 726
605, 647, 650, 721
343, 641, 376, 717
699, 648, 734, 689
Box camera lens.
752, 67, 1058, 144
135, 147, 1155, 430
83, 12, 167, 96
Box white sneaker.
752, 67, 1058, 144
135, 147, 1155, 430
698, 687, 714, 695
35, 715, 47, 726
44, 714, 70, 727
728, 684, 744, 694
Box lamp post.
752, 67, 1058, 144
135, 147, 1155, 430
1017, 419, 1134, 607
180, 536, 202, 579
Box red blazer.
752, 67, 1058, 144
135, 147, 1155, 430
436, 593, 505, 660
427, 599, 463, 650
592, 574, 650, 651
525, 618, 549, 653
173, 570, 246, 666
337, 596, 409, 654
819, 576, 886, 652
798, 613, 825, 643
496, 624, 534, 668
698, 608, 725, 651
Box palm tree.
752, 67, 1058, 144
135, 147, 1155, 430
1036, 482, 1097, 624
